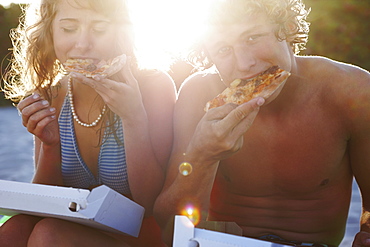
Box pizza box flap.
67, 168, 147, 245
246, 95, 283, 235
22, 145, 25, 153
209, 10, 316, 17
173, 215, 292, 247
0, 180, 144, 237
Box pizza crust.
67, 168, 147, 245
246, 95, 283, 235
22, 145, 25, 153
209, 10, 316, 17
205, 66, 291, 111
63, 54, 127, 78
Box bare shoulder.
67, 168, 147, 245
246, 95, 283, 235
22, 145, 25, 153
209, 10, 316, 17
299, 55, 369, 84
136, 69, 177, 102
315, 56, 370, 99
297, 56, 369, 100
308, 56, 370, 124
137, 69, 175, 90
178, 67, 225, 107
296, 56, 370, 128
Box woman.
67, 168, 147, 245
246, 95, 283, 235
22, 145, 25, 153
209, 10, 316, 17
0, 0, 176, 246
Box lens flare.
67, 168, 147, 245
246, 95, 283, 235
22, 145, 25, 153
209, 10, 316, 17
179, 162, 193, 176
181, 204, 200, 225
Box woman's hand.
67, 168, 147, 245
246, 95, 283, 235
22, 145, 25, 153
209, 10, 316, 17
17, 94, 59, 146
71, 57, 144, 120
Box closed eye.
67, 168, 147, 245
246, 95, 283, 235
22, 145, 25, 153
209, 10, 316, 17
61, 27, 77, 33
91, 21, 111, 34
92, 23, 110, 34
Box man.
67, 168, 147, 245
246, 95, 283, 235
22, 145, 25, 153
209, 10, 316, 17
154, 0, 370, 246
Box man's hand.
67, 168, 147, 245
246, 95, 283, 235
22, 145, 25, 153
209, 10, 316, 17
185, 97, 265, 164
353, 231, 370, 246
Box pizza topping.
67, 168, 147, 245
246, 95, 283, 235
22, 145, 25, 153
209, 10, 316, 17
63, 54, 127, 78
204, 66, 291, 111
86, 63, 97, 72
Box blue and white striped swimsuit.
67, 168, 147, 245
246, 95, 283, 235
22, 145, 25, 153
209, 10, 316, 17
59, 96, 130, 195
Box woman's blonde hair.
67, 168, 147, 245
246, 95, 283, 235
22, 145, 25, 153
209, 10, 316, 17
3, 0, 135, 103
188, 0, 310, 70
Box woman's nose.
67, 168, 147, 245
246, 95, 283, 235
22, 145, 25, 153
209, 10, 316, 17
74, 31, 93, 51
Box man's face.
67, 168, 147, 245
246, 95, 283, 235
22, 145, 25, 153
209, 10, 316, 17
204, 12, 293, 85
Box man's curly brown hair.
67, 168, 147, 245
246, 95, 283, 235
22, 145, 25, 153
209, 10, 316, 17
187, 0, 310, 70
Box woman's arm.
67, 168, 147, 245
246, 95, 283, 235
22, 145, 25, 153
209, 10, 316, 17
71, 64, 177, 214
17, 93, 63, 185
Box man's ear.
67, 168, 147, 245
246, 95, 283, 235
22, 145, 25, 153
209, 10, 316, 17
285, 21, 299, 42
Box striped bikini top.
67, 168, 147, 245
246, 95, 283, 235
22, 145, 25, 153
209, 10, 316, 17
59, 96, 130, 195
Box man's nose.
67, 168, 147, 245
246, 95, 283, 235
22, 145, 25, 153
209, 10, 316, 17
233, 46, 256, 72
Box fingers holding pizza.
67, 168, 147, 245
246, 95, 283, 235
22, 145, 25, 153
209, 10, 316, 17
64, 54, 143, 117
186, 97, 264, 163
63, 54, 127, 79
185, 66, 289, 162
205, 66, 291, 111
63, 53, 129, 92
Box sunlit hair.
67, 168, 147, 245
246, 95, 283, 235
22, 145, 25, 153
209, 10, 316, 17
188, 0, 310, 70
3, 0, 135, 103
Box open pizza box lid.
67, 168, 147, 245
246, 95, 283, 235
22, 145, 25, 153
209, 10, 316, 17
0, 180, 144, 237
173, 215, 292, 247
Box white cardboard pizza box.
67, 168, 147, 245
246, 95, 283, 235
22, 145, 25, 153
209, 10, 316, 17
173, 215, 292, 247
0, 180, 144, 237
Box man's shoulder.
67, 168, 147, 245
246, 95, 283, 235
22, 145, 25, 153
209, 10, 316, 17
174, 67, 225, 113
181, 67, 221, 89
296, 55, 370, 117
178, 67, 225, 99
306, 56, 370, 124
298, 55, 369, 80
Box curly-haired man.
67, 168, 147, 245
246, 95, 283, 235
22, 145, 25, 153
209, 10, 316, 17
154, 0, 370, 246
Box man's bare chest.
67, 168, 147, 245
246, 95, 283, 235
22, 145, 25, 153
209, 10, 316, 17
218, 104, 349, 195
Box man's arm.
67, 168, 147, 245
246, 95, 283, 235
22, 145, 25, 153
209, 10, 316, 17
153, 73, 264, 244
352, 133, 370, 247
345, 67, 370, 247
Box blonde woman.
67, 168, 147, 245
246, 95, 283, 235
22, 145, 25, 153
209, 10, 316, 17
1, 0, 176, 246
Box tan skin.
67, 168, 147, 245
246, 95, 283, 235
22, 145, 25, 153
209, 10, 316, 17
154, 12, 370, 247
0, 1, 175, 246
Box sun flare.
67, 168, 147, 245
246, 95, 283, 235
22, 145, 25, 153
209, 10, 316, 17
5, 0, 209, 71
180, 204, 200, 225
128, 0, 211, 70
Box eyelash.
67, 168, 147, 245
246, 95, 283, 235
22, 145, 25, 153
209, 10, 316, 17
61, 27, 77, 33
60, 27, 108, 34
92, 28, 107, 34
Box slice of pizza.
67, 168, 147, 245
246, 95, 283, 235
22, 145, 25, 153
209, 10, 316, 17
63, 54, 127, 78
204, 66, 291, 111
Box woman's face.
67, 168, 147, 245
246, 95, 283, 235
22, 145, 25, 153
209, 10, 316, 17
52, 0, 120, 64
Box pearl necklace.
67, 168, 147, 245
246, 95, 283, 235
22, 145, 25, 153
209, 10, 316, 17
67, 77, 106, 127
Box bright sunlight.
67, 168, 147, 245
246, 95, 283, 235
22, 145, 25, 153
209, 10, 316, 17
2, 0, 211, 70
128, 0, 211, 70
